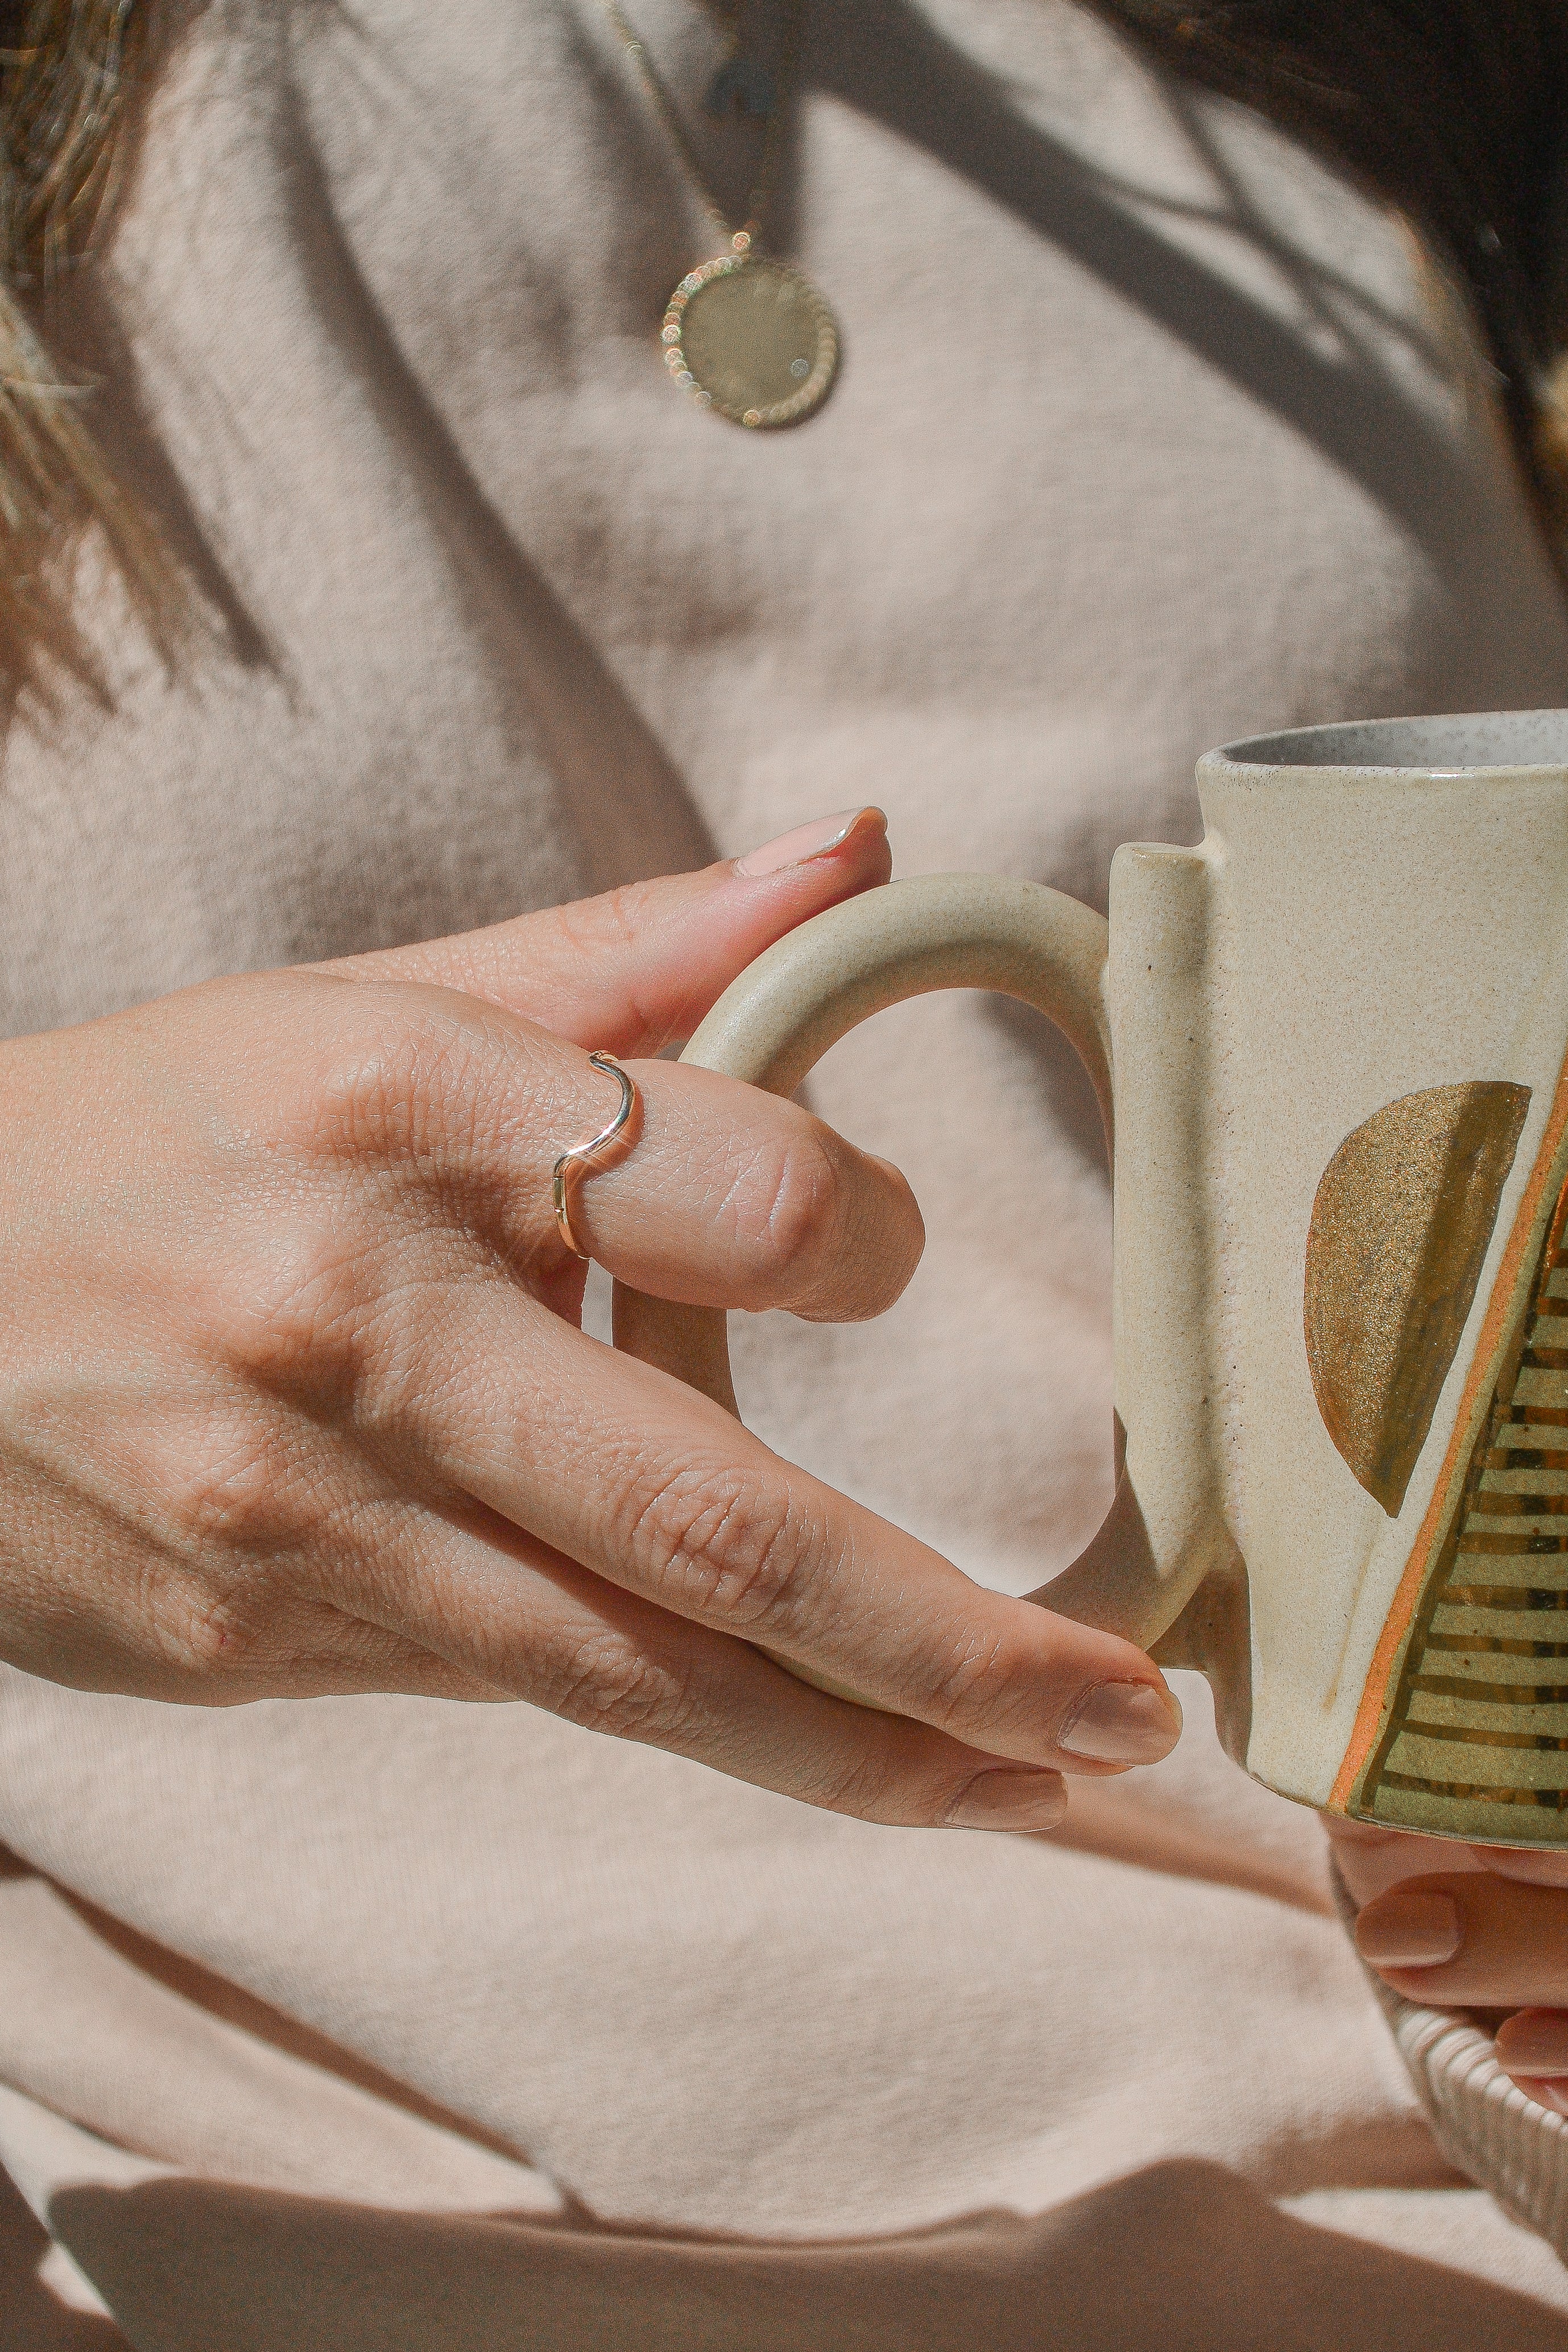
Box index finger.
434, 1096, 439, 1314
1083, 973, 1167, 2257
336, 812, 893, 1054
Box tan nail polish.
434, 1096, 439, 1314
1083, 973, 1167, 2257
735, 807, 886, 878
1058, 1681, 1182, 1766
1495, 2014, 1568, 2077
944, 1768, 1068, 1833
1354, 1889, 1462, 1968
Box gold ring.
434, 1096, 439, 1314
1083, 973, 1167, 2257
552, 1052, 639, 1260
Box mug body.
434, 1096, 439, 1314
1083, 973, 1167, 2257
1111, 712, 1568, 1843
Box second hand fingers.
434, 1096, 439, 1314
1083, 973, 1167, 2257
1492, 2007, 1568, 2111
1355, 1870, 1568, 2007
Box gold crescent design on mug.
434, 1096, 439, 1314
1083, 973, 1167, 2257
1304, 1082, 1531, 1518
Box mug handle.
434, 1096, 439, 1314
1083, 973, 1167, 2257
611, 871, 1179, 1692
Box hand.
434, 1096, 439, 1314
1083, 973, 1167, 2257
0, 809, 1181, 1832
1329, 1817, 1568, 2110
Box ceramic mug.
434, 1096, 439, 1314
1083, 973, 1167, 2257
616, 712, 1568, 1846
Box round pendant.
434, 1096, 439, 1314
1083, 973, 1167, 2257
661, 253, 839, 429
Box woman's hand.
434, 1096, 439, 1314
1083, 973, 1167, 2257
0, 808, 1180, 1832
1329, 1817, 1568, 2111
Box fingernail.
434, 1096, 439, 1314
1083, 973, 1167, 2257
1058, 1681, 1182, 1766
1495, 2013, 1568, 2077
945, 1767, 1068, 1833
1354, 1889, 1462, 1969
1516, 2077, 1568, 2116
735, 807, 886, 878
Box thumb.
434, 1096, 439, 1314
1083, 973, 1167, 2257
332, 807, 890, 1053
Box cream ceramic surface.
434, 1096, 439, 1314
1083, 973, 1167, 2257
618, 711, 1568, 1843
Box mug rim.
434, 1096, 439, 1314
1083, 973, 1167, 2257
1210, 708, 1568, 775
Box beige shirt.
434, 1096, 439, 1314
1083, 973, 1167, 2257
5, 1, 1568, 2341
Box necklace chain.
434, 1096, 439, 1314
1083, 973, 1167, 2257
596, 0, 839, 432
598, 0, 802, 254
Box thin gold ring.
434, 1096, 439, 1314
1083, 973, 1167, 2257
552, 1052, 639, 1260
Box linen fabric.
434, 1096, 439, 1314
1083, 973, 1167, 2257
4, 1, 1568, 2341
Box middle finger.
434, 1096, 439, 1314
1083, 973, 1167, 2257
473, 1035, 925, 1323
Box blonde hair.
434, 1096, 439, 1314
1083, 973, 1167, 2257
0, 0, 184, 708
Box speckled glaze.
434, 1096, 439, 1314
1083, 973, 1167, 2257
615, 713, 1568, 1842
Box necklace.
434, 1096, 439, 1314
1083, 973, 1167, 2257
599, 0, 841, 429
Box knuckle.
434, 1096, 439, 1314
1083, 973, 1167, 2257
208, 1223, 362, 1382
805, 1738, 957, 1829
189, 1213, 469, 1466
809, 1747, 909, 1824
293, 997, 428, 1160
545, 1627, 700, 1745
157, 1412, 315, 1561
134, 1524, 282, 1683
135, 1421, 347, 1688
147, 1563, 338, 1692
723, 1129, 842, 1298
920, 1631, 1015, 1734
304, 991, 503, 1176
622, 1462, 815, 1630
158, 1572, 271, 1677
537, 887, 668, 1047
551, 884, 642, 964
